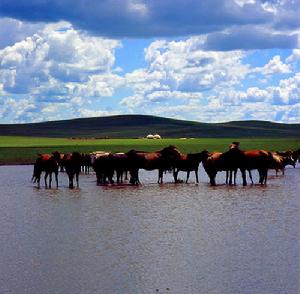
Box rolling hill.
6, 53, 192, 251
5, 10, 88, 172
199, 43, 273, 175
0, 115, 299, 138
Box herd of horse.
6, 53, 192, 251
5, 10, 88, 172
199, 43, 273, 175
31, 143, 300, 189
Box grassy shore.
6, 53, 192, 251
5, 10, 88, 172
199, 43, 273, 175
0, 136, 299, 165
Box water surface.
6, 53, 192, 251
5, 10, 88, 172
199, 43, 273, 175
0, 165, 299, 294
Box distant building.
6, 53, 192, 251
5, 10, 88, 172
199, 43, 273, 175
146, 134, 161, 139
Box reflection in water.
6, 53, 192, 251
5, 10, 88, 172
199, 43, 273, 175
0, 165, 299, 294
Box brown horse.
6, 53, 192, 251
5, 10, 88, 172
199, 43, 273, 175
202, 151, 242, 186
242, 150, 273, 185
32, 152, 60, 188
203, 148, 273, 186
63, 152, 82, 188
127, 145, 182, 184
270, 151, 296, 175
173, 151, 209, 183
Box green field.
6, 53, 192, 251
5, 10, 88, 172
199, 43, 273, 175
0, 136, 299, 165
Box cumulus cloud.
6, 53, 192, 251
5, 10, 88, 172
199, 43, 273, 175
253, 55, 291, 76
0, 0, 299, 50
0, 21, 125, 122
121, 37, 250, 112
286, 49, 300, 63
270, 73, 300, 105
119, 37, 300, 123
0, 18, 44, 49
0, 22, 121, 95
0, 15, 300, 123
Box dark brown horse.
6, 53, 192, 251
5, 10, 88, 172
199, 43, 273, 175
111, 153, 130, 183
92, 152, 115, 185
81, 153, 92, 174
173, 151, 209, 183
202, 151, 240, 186
291, 149, 300, 163
63, 152, 82, 188
127, 145, 182, 184
32, 152, 60, 188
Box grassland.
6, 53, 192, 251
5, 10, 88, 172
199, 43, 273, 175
0, 136, 299, 165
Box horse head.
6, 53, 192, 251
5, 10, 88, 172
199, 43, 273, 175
158, 145, 182, 160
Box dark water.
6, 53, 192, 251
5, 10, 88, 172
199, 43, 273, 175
0, 165, 299, 294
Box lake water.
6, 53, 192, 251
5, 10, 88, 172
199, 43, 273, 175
0, 165, 299, 294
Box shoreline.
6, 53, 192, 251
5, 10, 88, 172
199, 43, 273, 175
0, 162, 34, 166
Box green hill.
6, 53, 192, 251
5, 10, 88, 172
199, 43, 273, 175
0, 115, 299, 138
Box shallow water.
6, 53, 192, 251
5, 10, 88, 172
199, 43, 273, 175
0, 165, 299, 294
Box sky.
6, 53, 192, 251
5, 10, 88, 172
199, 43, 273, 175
0, 0, 299, 124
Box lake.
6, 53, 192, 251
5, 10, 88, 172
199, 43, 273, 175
0, 165, 299, 294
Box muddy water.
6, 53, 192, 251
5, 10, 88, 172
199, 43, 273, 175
0, 165, 299, 294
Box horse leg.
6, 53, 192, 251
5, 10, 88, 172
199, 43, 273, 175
44, 172, 48, 188
264, 169, 268, 184
258, 169, 266, 185
248, 170, 254, 184
240, 168, 247, 186
186, 171, 190, 183
158, 169, 163, 184
76, 172, 79, 188
37, 173, 41, 188
173, 169, 178, 183
69, 174, 74, 189
55, 171, 58, 188
234, 169, 238, 185
229, 169, 232, 185
209, 172, 217, 186
226, 170, 229, 184
195, 169, 199, 184
49, 172, 52, 189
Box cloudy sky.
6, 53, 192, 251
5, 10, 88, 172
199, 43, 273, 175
0, 0, 299, 124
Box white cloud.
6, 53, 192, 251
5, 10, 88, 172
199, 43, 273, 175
0, 21, 121, 94
270, 73, 300, 105
119, 41, 300, 123
253, 55, 291, 76
0, 18, 44, 49
286, 49, 300, 63
144, 37, 249, 91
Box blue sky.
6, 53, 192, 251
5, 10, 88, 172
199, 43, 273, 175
0, 0, 299, 124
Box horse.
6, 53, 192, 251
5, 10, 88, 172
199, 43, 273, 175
111, 153, 130, 184
92, 152, 115, 185
270, 151, 296, 175
63, 152, 82, 188
81, 153, 92, 174
203, 148, 273, 186
202, 151, 242, 186
173, 151, 209, 183
126, 145, 182, 184
291, 149, 300, 163
32, 152, 60, 188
